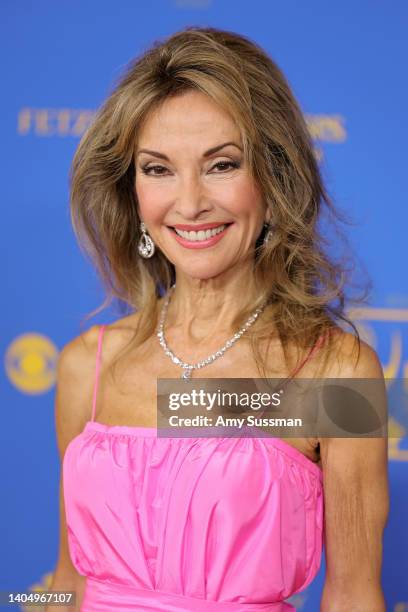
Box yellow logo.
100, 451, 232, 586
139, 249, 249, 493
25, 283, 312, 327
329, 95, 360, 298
17, 108, 346, 149
17, 107, 96, 137
350, 307, 408, 462
5, 333, 58, 394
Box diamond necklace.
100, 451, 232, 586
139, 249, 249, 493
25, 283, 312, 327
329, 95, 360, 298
157, 283, 266, 380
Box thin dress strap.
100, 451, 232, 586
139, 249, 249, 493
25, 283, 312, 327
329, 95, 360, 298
91, 324, 106, 422
288, 328, 334, 378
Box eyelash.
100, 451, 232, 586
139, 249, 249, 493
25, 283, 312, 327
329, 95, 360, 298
141, 161, 240, 176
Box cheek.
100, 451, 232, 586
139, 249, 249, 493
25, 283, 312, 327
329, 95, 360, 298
135, 174, 263, 222
135, 181, 167, 223
225, 178, 263, 217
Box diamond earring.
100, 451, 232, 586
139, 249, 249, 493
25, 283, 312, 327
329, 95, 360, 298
263, 222, 273, 245
138, 222, 155, 258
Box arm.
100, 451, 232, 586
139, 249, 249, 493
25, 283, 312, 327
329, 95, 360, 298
320, 335, 390, 611
46, 325, 100, 611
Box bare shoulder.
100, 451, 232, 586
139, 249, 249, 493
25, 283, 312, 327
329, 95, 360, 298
55, 324, 104, 458
316, 329, 387, 461
99, 311, 144, 355
322, 328, 384, 379
99, 296, 167, 362
97, 305, 160, 363
55, 308, 151, 431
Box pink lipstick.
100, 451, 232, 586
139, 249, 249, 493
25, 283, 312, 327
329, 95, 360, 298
167, 222, 232, 250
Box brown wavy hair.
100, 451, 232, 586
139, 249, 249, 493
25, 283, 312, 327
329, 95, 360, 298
70, 26, 369, 379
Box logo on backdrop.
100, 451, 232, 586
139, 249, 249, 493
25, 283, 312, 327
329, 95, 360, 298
305, 113, 346, 160
16, 107, 346, 152
174, 0, 212, 6
5, 333, 58, 394
17, 108, 96, 137
351, 307, 408, 462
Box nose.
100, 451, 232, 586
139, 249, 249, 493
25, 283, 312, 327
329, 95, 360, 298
174, 171, 212, 220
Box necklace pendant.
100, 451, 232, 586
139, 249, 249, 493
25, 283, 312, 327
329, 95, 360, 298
182, 368, 192, 380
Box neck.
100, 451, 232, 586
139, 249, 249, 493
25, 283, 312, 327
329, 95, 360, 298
164, 263, 262, 344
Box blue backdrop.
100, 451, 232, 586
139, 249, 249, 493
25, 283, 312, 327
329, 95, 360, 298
2, 1, 407, 610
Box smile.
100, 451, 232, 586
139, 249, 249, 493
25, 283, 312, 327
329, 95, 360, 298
167, 223, 233, 249
174, 224, 227, 240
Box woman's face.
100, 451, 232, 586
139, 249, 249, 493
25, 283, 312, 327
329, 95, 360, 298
135, 89, 269, 280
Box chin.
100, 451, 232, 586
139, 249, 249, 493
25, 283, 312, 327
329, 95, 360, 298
174, 264, 230, 281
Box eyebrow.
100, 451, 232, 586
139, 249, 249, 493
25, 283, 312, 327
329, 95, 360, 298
135, 141, 242, 160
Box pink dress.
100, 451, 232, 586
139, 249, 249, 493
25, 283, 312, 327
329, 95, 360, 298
63, 324, 324, 611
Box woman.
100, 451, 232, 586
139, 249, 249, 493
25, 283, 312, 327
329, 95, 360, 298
48, 27, 389, 611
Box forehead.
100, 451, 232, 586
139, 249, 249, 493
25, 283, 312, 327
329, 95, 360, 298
137, 90, 241, 148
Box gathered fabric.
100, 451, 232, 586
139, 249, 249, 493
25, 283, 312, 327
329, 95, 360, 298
62, 324, 324, 611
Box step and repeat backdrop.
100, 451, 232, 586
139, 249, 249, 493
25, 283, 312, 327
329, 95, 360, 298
2, 1, 407, 610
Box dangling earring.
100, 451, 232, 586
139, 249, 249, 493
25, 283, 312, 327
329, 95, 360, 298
263, 222, 273, 245
138, 221, 155, 258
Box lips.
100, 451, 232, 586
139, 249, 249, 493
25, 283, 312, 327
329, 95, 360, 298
170, 222, 232, 231
166, 222, 233, 249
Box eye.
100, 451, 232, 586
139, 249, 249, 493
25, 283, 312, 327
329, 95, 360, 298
211, 161, 240, 172
140, 160, 241, 177
141, 164, 168, 176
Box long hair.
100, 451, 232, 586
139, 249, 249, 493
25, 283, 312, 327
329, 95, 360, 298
70, 26, 368, 379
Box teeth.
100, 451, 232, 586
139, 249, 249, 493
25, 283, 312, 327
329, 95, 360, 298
174, 224, 227, 241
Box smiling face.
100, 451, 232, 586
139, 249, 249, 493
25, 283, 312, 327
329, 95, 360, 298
134, 89, 270, 280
